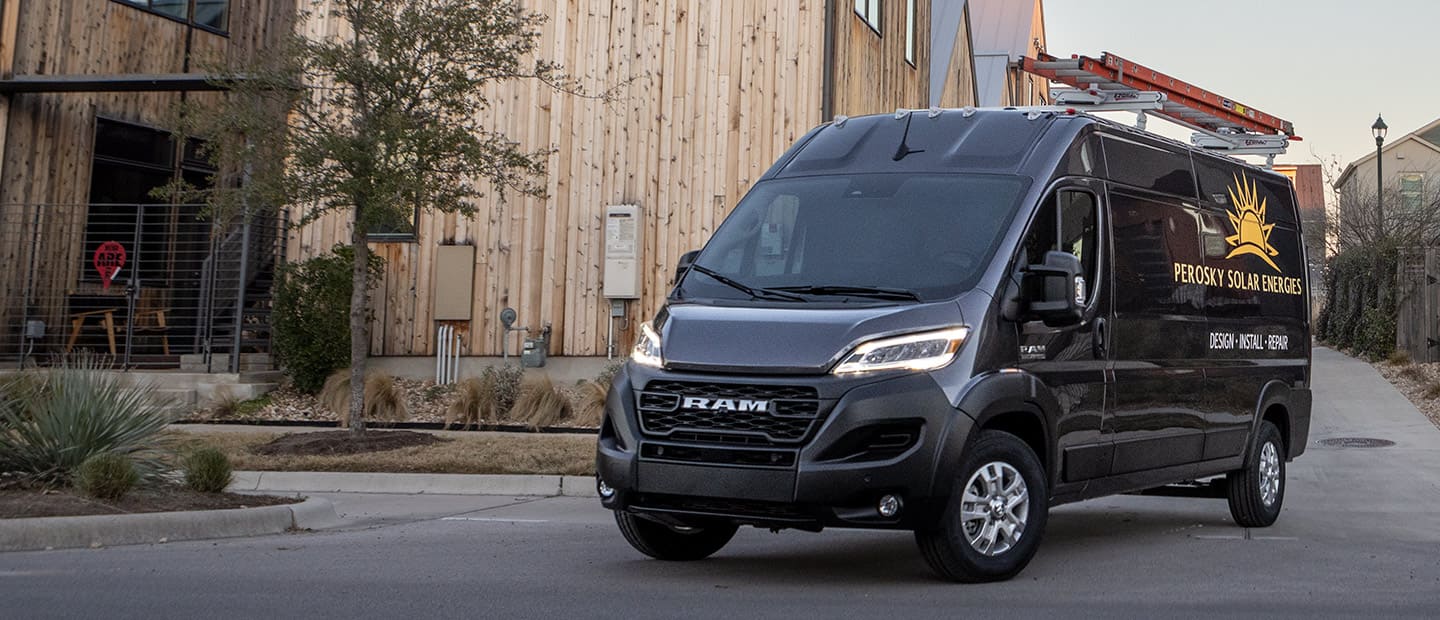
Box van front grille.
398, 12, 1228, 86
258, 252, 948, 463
637, 381, 824, 447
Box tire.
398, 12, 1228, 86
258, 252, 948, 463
915, 430, 1049, 583
614, 511, 738, 561
1227, 420, 1286, 527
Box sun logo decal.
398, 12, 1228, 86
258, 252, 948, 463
1224, 173, 1281, 272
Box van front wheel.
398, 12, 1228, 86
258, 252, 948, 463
1227, 420, 1286, 527
916, 430, 1048, 582
614, 511, 738, 561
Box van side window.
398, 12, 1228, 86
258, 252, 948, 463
1110, 191, 1204, 316
1023, 189, 1099, 304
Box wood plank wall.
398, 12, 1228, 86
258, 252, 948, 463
0, 0, 295, 350
292, 0, 946, 358
829, 0, 929, 116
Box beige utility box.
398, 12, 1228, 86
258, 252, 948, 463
603, 204, 642, 299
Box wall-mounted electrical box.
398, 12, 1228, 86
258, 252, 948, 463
433, 244, 476, 321
603, 204, 642, 299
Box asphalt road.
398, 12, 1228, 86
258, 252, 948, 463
5, 347, 1440, 618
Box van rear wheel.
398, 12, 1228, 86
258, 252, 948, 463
1226, 420, 1286, 527
915, 430, 1048, 583
614, 511, 738, 561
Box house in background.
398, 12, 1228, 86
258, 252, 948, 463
0, 0, 295, 375
1333, 117, 1440, 249
293, 0, 997, 379
965, 0, 1048, 107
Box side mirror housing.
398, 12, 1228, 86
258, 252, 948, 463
674, 249, 701, 284
1021, 251, 1085, 327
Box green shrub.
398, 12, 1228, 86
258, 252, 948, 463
0, 359, 175, 484
272, 246, 383, 393
183, 447, 234, 493
75, 453, 139, 500
483, 364, 525, 419
1318, 244, 1398, 359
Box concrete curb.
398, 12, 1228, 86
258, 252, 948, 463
0, 497, 338, 552
232, 471, 599, 498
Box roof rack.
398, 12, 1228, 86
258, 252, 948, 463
1020, 52, 1298, 167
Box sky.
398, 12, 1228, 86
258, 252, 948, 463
1042, 0, 1440, 173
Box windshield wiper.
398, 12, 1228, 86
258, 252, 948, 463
772, 285, 922, 302
687, 264, 807, 302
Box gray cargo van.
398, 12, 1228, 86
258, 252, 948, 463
596, 108, 1312, 582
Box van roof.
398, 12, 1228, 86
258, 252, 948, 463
766, 108, 1285, 185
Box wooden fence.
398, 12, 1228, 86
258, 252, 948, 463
1397, 247, 1440, 362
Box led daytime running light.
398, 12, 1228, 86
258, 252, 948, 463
833, 327, 970, 374
631, 322, 664, 368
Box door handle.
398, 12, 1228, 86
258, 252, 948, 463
1093, 317, 1108, 359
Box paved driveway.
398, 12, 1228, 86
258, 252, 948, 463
3, 347, 1439, 618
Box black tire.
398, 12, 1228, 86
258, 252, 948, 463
915, 430, 1049, 583
1227, 420, 1286, 527
614, 511, 738, 561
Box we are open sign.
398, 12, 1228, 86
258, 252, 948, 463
93, 241, 126, 291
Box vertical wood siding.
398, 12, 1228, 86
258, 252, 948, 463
291, 0, 943, 358
0, 0, 295, 347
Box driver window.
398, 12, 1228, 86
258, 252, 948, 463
1022, 189, 1099, 304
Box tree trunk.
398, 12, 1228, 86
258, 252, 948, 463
348, 213, 370, 437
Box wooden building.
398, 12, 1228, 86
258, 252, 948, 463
0, 0, 296, 369
293, 0, 989, 363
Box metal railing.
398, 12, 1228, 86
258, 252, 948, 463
0, 203, 287, 372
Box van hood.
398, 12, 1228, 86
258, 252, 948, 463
655, 299, 970, 375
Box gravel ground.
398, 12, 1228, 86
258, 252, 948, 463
1370, 358, 1440, 430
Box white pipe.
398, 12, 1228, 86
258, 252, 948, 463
448, 326, 459, 384
435, 325, 446, 384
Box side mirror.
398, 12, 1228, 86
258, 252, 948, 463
674, 249, 701, 284
1021, 251, 1085, 327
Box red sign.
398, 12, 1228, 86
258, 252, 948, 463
93, 241, 127, 291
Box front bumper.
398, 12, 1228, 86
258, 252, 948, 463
596, 364, 973, 530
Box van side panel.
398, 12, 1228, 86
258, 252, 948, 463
1191, 156, 1310, 461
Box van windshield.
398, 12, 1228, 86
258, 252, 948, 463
679, 173, 1029, 303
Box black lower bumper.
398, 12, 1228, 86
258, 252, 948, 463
596, 366, 973, 530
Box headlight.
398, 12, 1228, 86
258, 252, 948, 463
632, 322, 664, 368
832, 327, 970, 374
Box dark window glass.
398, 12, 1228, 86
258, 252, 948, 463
1102, 136, 1196, 198
1021, 189, 1099, 306
1194, 155, 1297, 225
112, 0, 229, 32
367, 208, 419, 240
683, 174, 1029, 303
194, 0, 229, 30
95, 121, 173, 168
1110, 190, 1204, 316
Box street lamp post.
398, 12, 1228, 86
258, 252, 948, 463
1373, 114, 1388, 234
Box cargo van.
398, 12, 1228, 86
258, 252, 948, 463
596, 108, 1311, 582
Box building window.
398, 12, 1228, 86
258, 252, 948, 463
1401, 173, 1426, 211
366, 208, 420, 241
905, 0, 916, 65
114, 0, 230, 33
854, 0, 881, 34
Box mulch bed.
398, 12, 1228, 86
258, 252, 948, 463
250, 429, 445, 457
0, 486, 299, 519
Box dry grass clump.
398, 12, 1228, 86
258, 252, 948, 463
320, 370, 410, 427
508, 375, 572, 429
444, 375, 496, 429
570, 380, 608, 428
1387, 350, 1413, 366
1399, 364, 1428, 384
